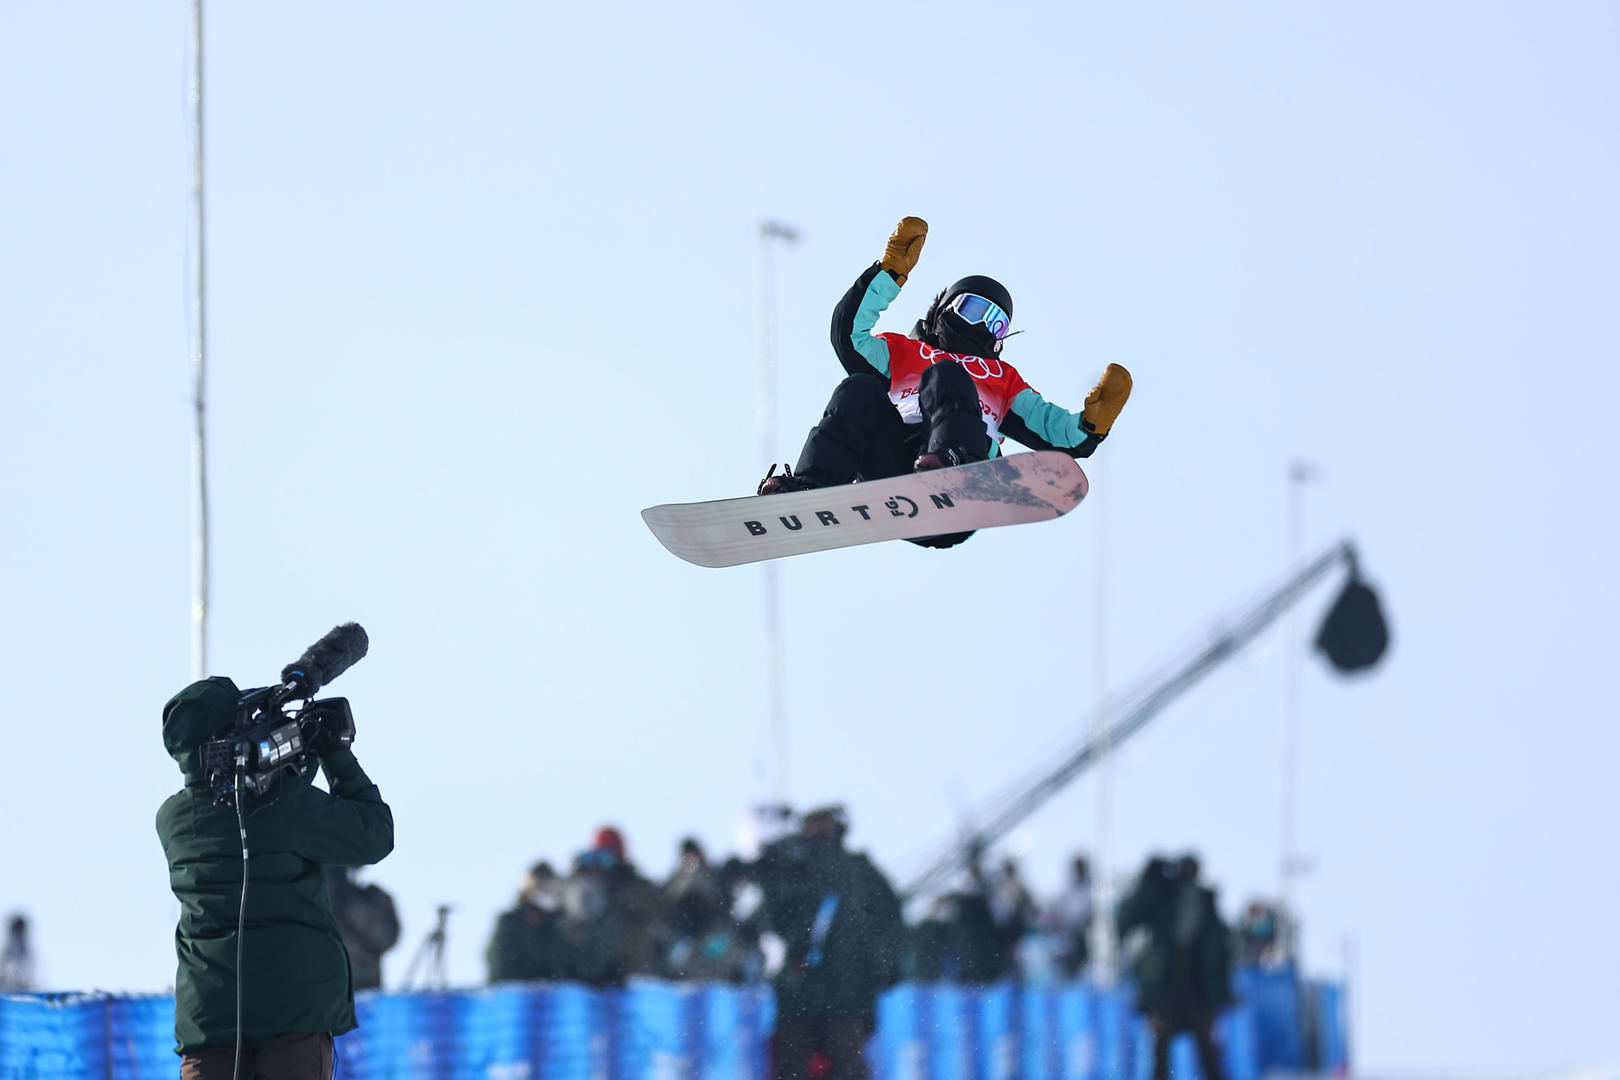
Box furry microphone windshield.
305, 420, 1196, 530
280, 622, 369, 698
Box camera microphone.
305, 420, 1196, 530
279, 622, 369, 699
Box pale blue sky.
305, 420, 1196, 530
2, 2, 1617, 1073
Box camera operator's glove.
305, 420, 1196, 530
306, 704, 356, 757
1081, 363, 1133, 437
880, 216, 928, 286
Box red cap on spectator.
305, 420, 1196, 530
593, 826, 626, 859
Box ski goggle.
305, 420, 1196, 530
946, 293, 1012, 339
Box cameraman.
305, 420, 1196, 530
156, 676, 394, 1079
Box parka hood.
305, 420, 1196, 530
162, 676, 241, 779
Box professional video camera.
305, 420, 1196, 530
201, 622, 369, 805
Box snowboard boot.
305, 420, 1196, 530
757, 463, 821, 496
916, 362, 989, 474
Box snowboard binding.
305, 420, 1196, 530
756, 463, 821, 496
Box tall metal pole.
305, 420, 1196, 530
1089, 458, 1115, 984
1279, 460, 1316, 954
188, 0, 211, 680
757, 221, 798, 801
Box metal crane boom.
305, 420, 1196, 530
900, 539, 1360, 901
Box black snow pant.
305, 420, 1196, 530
1148, 1003, 1227, 1080
770, 1014, 872, 1080
793, 366, 991, 549
181, 1033, 335, 1080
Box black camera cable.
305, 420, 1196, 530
232, 771, 249, 1080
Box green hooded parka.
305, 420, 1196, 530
155, 677, 394, 1054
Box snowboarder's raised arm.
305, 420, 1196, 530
1001, 364, 1134, 459
829, 217, 929, 384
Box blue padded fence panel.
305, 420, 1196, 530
750, 985, 775, 1080
0, 995, 110, 1080
1220, 1004, 1259, 1080
103, 995, 173, 1080
538, 984, 612, 1080
1053, 983, 1095, 1080
976, 983, 1018, 1080
1312, 982, 1349, 1073
450, 986, 539, 1080
1092, 989, 1132, 1080
928, 984, 973, 1080
1016, 985, 1055, 1080
1232, 968, 1303, 1073
339, 991, 455, 1080
872, 984, 923, 1080
697, 984, 771, 1080
616, 982, 692, 1080
1, 974, 1337, 1080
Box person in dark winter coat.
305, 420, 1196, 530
757, 806, 905, 1080
989, 858, 1038, 976
665, 837, 723, 943
593, 827, 672, 978
1116, 855, 1234, 1080
907, 870, 1004, 985
156, 676, 394, 1078
0, 914, 35, 992
664, 838, 753, 982
486, 862, 572, 984
558, 827, 672, 986
324, 866, 401, 991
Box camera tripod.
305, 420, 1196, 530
401, 904, 451, 991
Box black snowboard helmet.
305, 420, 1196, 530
918, 275, 1015, 358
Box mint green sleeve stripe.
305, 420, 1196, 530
851, 272, 899, 377
1011, 387, 1087, 448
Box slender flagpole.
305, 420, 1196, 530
757, 221, 799, 801
1279, 459, 1317, 955
189, 0, 211, 680
1090, 456, 1115, 984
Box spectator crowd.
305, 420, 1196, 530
7, 807, 1298, 1080
470, 810, 1295, 992
464, 811, 1296, 1080
3, 811, 1294, 1003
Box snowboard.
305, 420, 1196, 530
642, 451, 1089, 568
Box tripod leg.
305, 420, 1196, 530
402, 933, 432, 990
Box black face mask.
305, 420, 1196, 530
932, 310, 1000, 358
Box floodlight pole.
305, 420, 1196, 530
188, 0, 211, 680
757, 221, 799, 801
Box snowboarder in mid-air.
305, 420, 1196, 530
758, 216, 1133, 548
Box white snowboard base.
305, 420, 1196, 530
642, 452, 1089, 568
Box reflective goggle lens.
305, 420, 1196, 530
949, 293, 1011, 339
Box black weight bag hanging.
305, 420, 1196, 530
1314, 570, 1390, 673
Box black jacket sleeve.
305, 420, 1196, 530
829, 262, 902, 384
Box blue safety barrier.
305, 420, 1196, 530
0, 994, 108, 1080
1052, 982, 1095, 1080
105, 995, 174, 1080
1232, 966, 1303, 1073
1, 972, 1336, 1080
1016, 982, 1056, 1080
1308, 980, 1349, 1074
